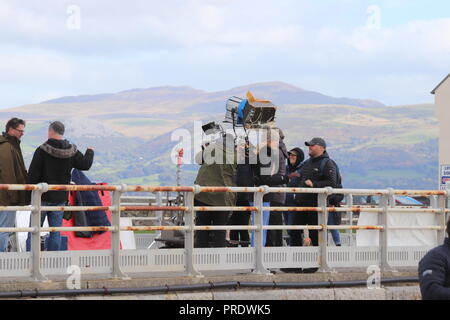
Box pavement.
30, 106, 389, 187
0, 267, 421, 300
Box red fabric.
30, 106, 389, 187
61, 183, 113, 250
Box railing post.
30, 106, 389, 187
156, 191, 163, 226
252, 186, 270, 275
318, 187, 333, 272
437, 194, 447, 245
379, 189, 395, 272
184, 186, 202, 277
345, 193, 353, 246
430, 195, 438, 208
30, 183, 48, 282
111, 184, 129, 279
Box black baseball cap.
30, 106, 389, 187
305, 137, 326, 148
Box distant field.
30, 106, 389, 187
0, 96, 439, 189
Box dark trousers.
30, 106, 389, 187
228, 199, 251, 245
265, 201, 283, 247
283, 196, 297, 246
194, 200, 229, 248
289, 211, 303, 246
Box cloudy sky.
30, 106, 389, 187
1, 0, 450, 109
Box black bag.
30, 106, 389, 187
317, 158, 344, 206
72, 191, 93, 238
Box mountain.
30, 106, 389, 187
40, 82, 383, 108
0, 82, 438, 190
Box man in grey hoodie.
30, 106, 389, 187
26, 121, 94, 251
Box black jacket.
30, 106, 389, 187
295, 151, 337, 206
27, 139, 94, 203
418, 237, 450, 300
235, 164, 256, 203
285, 148, 304, 205
255, 141, 288, 204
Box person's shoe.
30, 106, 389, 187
227, 240, 239, 247
336, 244, 342, 247
302, 268, 319, 274
280, 268, 303, 273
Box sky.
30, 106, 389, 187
1, 0, 450, 108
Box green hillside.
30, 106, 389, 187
0, 83, 439, 190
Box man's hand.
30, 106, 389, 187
303, 227, 311, 247
305, 179, 313, 187
303, 237, 312, 247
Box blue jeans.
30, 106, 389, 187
26, 202, 65, 251
328, 212, 341, 245
0, 211, 16, 252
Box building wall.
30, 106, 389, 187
435, 78, 450, 189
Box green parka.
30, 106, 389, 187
194, 138, 237, 207
0, 133, 28, 206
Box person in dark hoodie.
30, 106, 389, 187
295, 137, 338, 273
283, 147, 305, 246
26, 121, 94, 251
254, 126, 288, 247
418, 218, 450, 300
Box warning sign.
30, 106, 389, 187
441, 176, 450, 185
440, 165, 450, 190
441, 165, 450, 176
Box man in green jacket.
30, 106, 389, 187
0, 118, 28, 252
194, 134, 237, 248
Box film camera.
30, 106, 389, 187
154, 91, 278, 248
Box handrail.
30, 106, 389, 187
0, 183, 447, 281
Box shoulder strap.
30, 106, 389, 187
319, 158, 342, 185
318, 158, 329, 176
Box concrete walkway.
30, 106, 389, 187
0, 268, 421, 300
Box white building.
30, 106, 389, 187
431, 73, 450, 190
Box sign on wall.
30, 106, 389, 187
440, 165, 450, 190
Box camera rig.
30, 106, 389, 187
153, 91, 278, 248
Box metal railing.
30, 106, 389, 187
0, 183, 448, 281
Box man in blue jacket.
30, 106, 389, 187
418, 219, 450, 300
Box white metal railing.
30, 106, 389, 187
0, 183, 448, 281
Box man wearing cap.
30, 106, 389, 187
295, 137, 339, 272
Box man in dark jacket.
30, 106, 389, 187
228, 140, 256, 247
418, 219, 450, 300
26, 121, 94, 251
295, 137, 338, 272
0, 118, 28, 252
